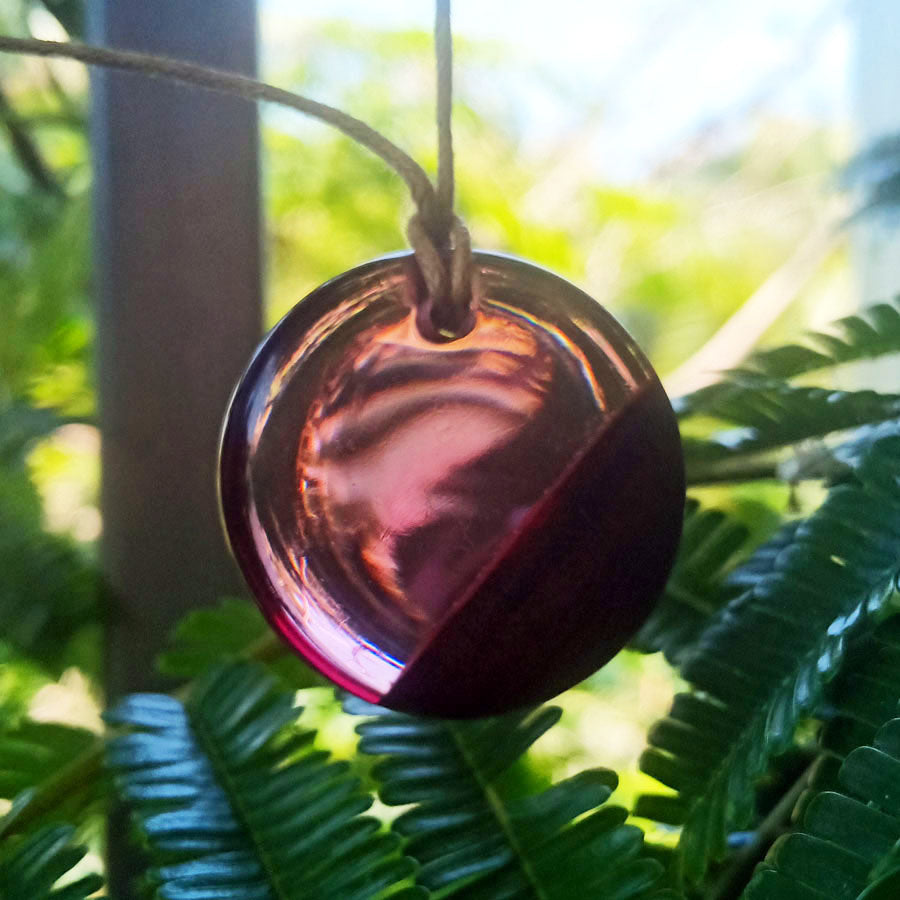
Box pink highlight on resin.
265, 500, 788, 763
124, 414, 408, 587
219, 252, 684, 717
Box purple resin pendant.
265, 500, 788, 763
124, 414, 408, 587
219, 252, 684, 717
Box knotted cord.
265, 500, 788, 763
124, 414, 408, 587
0, 1, 473, 335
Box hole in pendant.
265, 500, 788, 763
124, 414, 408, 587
410, 258, 478, 343
415, 296, 477, 343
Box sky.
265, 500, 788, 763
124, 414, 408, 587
262, 0, 851, 181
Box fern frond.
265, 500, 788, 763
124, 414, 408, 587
106, 663, 417, 900
636, 426, 900, 882
677, 300, 900, 481
632, 499, 751, 664
348, 697, 679, 899
679, 379, 900, 485
744, 620, 900, 899
683, 381, 900, 453
0, 824, 103, 899
677, 298, 900, 417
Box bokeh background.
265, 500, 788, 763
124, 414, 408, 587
2, 0, 898, 862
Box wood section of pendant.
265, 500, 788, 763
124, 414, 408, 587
219, 252, 685, 717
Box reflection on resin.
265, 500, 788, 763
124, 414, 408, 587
220, 252, 684, 715
298, 308, 603, 668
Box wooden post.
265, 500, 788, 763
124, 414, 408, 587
87, 1, 261, 892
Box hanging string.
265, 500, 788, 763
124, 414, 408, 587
434, 0, 455, 238
0, 14, 475, 334
406, 0, 474, 336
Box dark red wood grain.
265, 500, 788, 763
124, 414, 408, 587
382, 382, 684, 718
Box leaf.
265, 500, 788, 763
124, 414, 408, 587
632, 499, 751, 663
106, 662, 416, 899
0, 720, 95, 801
156, 597, 324, 690
636, 425, 900, 882
679, 379, 900, 485
348, 697, 678, 899
0, 824, 102, 899
676, 301, 900, 483
744, 621, 900, 899
682, 381, 900, 455
0, 469, 99, 675
156, 599, 267, 678
677, 298, 900, 416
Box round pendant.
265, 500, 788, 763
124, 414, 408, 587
219, 252, 684, 718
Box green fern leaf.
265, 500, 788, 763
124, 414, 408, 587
106, 663, 417, 899
822, 621, 900, 758
685, 381, 900, 453
155, 597, 267, 678
744, 621, 900, 899
680, 380, 900, 485
677, 298, 900, 417
636, 425, 900, 882
632, 499, 751, 663
0, 824, 102, 899
677, 301, 900, 483
348, 698, 678, 899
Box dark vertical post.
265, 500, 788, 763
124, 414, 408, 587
87, 2, 261, 892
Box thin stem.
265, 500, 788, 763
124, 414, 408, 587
447, 722, 550, 900
685, 453, 781, 486
0, 35, 438, 220
704, 759, 815, 900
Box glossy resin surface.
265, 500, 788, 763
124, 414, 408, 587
220, 252, 684, 716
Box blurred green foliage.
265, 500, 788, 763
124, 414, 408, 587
3, 4, 898, 899
0, 0, 847, 785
